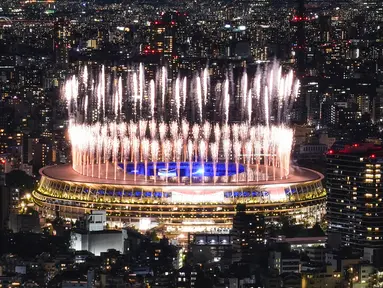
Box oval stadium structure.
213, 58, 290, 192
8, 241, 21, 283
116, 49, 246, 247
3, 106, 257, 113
33, 163, 325, 235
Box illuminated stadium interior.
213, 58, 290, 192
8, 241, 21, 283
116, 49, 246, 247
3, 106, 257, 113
119, 162, 245, 177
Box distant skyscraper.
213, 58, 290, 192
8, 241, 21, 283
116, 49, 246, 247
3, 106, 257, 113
294, 0, 306, 76
33, 139, 53, 173
147, 17, 178, 81
327, 142, 383, 250
54, 20, 70, 68
303, 79, 320, 125
290, 0, 308, 124
0, 156, 9, 230
0, 185, 10, 230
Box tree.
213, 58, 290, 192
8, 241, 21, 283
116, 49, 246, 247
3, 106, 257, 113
5, 170, 35, 191
145, 230, 159, 242
193, 247, 213, 265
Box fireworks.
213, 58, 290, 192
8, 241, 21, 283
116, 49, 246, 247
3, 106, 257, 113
64, 62, 298, 184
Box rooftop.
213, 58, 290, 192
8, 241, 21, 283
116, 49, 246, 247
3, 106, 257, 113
39, 164, 323, 187
328, 142, 383, 157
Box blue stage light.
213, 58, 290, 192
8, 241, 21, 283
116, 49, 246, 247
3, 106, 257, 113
118, 162, 245, 177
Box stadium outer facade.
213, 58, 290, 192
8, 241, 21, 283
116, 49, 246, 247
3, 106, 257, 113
32, 164, 326, 235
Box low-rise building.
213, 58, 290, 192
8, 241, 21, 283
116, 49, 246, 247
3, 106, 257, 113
268, 251, 301, 275
302, 265, 342, 288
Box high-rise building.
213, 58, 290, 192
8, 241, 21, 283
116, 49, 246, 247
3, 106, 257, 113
327, 142, 383, 250
148, 17, 177, 60
54, 20, 70, 68
0, 154, 10, 230
32, 138, 53, 173
0, 157, 6, 186
292, 0, 306, 76
320, 101, 358, 128
303, 79, 320, 125
232, 204, 265, 260
0, 185, 10, 230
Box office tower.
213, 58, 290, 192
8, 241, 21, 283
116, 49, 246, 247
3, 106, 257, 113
327, 142, 383, 250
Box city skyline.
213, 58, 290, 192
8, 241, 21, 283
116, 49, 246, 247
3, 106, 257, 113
0, 0, 383, 286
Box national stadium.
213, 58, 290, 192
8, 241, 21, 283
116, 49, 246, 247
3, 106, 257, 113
32, 62, 326, 235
